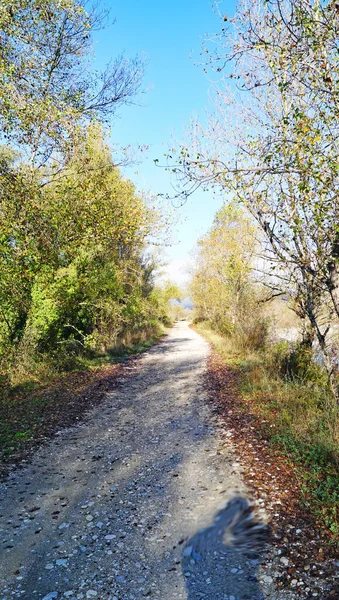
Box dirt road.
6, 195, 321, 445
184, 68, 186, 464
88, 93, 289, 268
0, 323, 288, 600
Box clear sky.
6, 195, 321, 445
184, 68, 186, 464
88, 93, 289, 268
93, 0, 237, 286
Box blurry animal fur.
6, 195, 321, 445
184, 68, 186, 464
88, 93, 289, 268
223, 498, 270, 552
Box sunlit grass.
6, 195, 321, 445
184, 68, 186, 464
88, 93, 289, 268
194, 321, 339, 538
0, 326, 166, 463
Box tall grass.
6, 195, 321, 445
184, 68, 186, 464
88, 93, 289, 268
195, 321, 339, 536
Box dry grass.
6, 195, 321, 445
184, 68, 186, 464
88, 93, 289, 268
265, 298, 302, 329
194, 321, 339, 535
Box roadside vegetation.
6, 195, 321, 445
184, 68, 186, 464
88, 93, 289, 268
1, 0, 338, 540
163, 0, 339, 538
0, 0, 181, 461
190, 204, 339, 537
0, 0, 174, 385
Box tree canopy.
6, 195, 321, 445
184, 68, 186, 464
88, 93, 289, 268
167, 0, 339, 400
0, 0, 169, 384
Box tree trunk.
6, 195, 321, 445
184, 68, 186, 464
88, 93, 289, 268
304, 279, 339, 404
328, 259, 339, 320
310, 316, 338, 403
327, 233, 339, 319
300, 319, 315, 349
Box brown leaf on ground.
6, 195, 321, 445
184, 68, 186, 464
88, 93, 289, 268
205, 349, 339, 598
0, 358, 140, 481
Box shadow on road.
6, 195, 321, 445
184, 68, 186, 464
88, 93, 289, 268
182, 497, 269, 600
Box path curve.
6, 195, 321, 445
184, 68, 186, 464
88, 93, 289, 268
0, 323, 280, 600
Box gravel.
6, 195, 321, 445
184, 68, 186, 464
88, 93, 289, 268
0, 323, 315, 599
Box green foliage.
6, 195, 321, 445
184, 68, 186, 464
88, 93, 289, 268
191, 203, 269, 352
0, 0, 144, 167
271, 429, 339, 535
271, 341, 329, 388
0, 0, 170, 425
168, 0, 339, 402
196, 321, 339, 538
0, 0, 169, 388
150, 281, 185, 326
0, 126, 169, 384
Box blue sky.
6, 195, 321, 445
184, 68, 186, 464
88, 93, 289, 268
93, 0, 237, 285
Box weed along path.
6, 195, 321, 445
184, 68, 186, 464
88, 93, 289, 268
0, 323, 327, 600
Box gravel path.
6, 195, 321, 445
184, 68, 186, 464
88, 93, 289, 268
0, 323, 287, 600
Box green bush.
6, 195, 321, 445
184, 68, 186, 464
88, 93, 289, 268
270, 341, 329, 388
0, 129, 171, 384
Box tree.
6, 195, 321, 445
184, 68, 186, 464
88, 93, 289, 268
0, 125, 166, 376
151, 281, 184, 324
0, 0, 167, 380
0, 0, 144, 173
166, 0, 339, 398
191, 203, 268, 350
